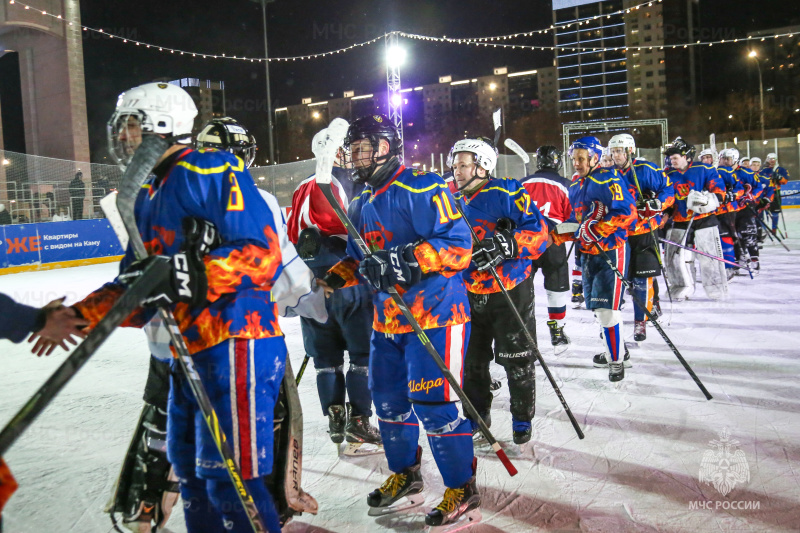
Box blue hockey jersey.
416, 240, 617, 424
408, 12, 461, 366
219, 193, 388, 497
457, 178, 549, 294
75, 147, 285, 354
616, 159, 674, 236
665, 162, 725, 222
329, 165, 473, 334
564, 167, 637, 254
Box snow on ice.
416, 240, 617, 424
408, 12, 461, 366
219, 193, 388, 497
2, 212, 800, 532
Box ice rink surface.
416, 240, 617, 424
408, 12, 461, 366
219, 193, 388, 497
2, 211, 799, 532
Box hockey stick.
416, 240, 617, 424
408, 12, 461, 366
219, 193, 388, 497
314, 119, 518, 476
295, 355, 310, 386
0, 259, 171, 456
590, 242, 712, 400
116, 135, 268, 532
657, 236, 754, 278
492, 108, 502, 148
451, 196, 584, 439
630, 163, 673, 306
504, 138, 530, 176
780, 209, 788, 238
749, 206, 791, 251
565, 241, 575, 260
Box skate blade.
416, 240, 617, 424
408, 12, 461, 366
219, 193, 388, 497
553, 343, 569, 356
343, 442, 384, 456
428, 509, 482, 532
367, 494, 425, 516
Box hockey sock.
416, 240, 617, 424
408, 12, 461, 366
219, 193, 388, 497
545, 289, 568, 325
721, 235, 736, 268
631, 277, 653, 322
207, 477, 282, 533
179, 475, 222, 532
416, 403, 474, 488
315, 365, 345, 416
771, 212, 780, 230
345, 363, 373, 417
595, 309, 622, 361
375, 402, 420, 473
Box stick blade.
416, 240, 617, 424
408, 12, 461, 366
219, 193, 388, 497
503, 138, 531, 164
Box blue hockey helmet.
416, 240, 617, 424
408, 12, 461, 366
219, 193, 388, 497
568, 136, 603, 160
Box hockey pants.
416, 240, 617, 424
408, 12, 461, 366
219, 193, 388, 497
463, 275, 536, 425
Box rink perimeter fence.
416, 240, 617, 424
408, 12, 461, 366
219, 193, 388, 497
0, 143, 798, 274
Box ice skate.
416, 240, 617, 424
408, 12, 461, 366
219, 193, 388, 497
547, 320, 570, 355
343, 404, 383, 456
367, 447, 425, 516
593, 347, 631, 368
327, 404, 346, 444
425, 459, 481, 530
633, 320, 646, 342
512, 419, 532, 445
609, 361, 625, 382
571, 280, 584, 309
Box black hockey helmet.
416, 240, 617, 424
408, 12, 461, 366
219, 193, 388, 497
664, 136, 696, 161
196, 117, 257, 168
535, 145, 563, 171
343, 114, 402, 183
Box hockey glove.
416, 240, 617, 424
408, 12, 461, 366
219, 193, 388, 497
120, 217, 220, 308
757, 197, 771, 210
576, 201, 606, 245
296, 227, 322, 260
472, 229, 519, 271
723, 189, 737, 204
358, 241, 422, 292
636, 198, 662, 220
686, 190, 719, 214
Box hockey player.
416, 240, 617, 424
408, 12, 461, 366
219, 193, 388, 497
520, 145, 574, 351
715, 148, 746, 280
663, 138, 727, 300
286, 145, 380, 448
760, 153, 789, 235
600, 147, 615, 168
32, 83, 288, 532
750, 157, 762, 173
319, 115, 478, 528
449, 137, 549, 445
698, 148, 716, 167
555, 136, 636, 381
608, 134, 673, 342
734, 158, 765, 271
740, 157, 751, 169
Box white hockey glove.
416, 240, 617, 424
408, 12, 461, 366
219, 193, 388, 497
686, 190, 719, 214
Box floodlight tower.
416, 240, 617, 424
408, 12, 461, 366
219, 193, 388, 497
386, 32, 405, 163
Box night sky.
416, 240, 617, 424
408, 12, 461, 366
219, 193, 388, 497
79, 0, 798, 162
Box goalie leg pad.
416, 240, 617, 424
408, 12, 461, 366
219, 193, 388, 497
695, 225, 728, 300
664, 228, 694, 299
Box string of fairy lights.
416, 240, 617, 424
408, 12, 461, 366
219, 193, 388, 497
5, 0, 798, 62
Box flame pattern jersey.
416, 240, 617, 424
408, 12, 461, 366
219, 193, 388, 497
74, 148, 284, 354
566, 167, 637, 254
665, 162, 726, 222
758, 166, 789, 203
458, 177, 549, 294
617, 159, 675, 236
715, 166, 746, 215
329, 166, 472, 334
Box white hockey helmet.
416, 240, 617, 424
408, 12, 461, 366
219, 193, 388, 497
750, 157, 762, 165
608, 133, 636, 152
718, 148, 740, 166
107, 82, 198, 169
765, 152, 778, 163
447, 137, 498, 175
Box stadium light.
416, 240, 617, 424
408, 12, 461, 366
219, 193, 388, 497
386, 45, 406, 68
